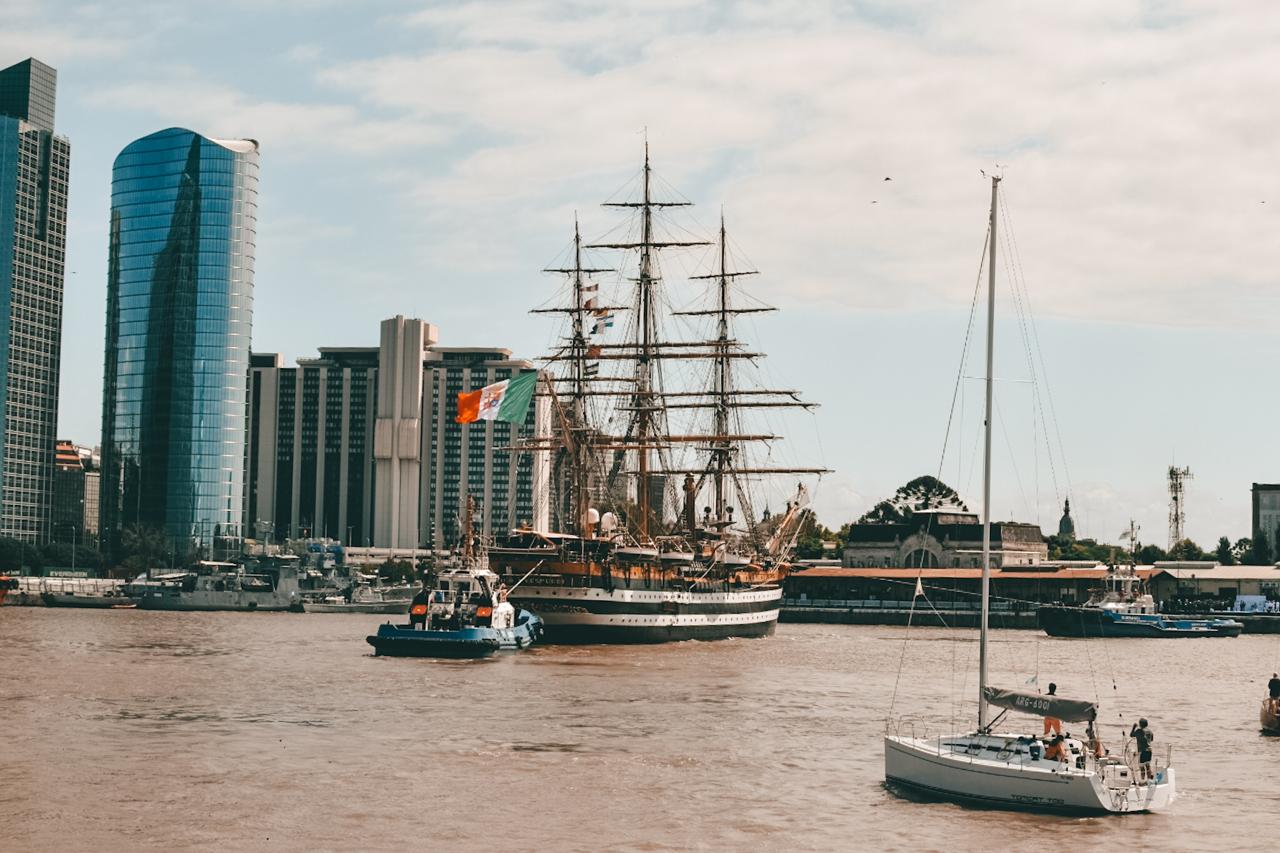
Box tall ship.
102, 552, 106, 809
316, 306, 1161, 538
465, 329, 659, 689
488, 146, 828, 643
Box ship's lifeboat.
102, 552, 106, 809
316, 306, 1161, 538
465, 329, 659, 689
614, 545, 659, 564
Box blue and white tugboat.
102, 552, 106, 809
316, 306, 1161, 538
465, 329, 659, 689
1038, 565, 1243, 638
367, 501, 544, 659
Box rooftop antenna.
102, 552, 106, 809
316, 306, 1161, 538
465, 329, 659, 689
1167, 465, 1193, 549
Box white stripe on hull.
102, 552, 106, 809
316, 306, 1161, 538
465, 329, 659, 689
543, 609, 780, 628
513, 586, 783, 605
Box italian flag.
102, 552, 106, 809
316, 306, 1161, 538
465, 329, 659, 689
456, 371, 538, 424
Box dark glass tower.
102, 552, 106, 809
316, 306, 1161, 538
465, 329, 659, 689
100, 128, 258, 557
0, 58, 70, 542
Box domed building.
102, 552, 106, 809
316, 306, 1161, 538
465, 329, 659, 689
1057, 499, 1076, 543
840, 507, 1048, 568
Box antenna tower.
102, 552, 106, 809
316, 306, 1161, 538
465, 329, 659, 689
1167, 465, 1193, 549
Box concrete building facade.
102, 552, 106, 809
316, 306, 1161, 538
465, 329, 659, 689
0, 58, 70, 542
1252, 483, 1280, 551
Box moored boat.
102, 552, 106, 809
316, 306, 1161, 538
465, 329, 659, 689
302, 583, 412, 614
1038, 566, 1242, 638
40, 590, 138, 609
136, 560, 302, 611
1261, 698, 1280, 734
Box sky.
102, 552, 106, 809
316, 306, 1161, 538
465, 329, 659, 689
6, 0, 1279, 549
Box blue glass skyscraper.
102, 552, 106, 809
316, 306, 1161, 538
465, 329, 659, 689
100, 128, 258, 555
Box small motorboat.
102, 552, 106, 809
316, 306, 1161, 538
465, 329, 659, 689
1262, 698, 1280, 735
367, 498, 543, 659
366, 565, 543, 658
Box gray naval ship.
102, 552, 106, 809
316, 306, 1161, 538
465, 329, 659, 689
133, 557, 302, 612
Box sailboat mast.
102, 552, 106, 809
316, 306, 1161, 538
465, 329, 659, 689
713, 213, 730, 520
635, 142, 655, 540
978, 174, 1000, 731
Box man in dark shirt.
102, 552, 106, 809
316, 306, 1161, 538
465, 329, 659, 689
1269, 673, 1280, 701
1130, 718, 1154, 782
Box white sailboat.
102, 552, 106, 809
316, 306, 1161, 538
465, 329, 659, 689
882, 176, 1177, 814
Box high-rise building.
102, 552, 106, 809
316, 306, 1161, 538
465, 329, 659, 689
100, 128, 258, 557
374, 316, 437, 549
247, 347, 380, 545
246, 317, 548, 550
421, 345, 548, 548
0, 58, 70, 542
51, 439, 99, 543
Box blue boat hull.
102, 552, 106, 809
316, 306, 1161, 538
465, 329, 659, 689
366, 610, 544, 658
1038, 605, 1243, 638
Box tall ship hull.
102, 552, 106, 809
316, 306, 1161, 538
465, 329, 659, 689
507, 584, 781, 643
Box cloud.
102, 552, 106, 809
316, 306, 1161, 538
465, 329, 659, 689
311, 0, 1280, 329
85, 72, 447, 155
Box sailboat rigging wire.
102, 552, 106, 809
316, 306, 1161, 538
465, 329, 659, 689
936, 229, 990, 482
998, 191, 1074, 505
994, 396, 1033, 520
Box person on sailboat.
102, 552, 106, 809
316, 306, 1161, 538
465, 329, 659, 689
1043, 683, 1063, 737
1268, 673, 1280, 712
1085, 716, 1105, 759
1130, 718, 1154, 782
1043, 734, 1067, 763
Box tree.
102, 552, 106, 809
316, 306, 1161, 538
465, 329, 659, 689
1232, 538, 1253, 564
857, 476, 968, 524
1136, 544, 1167, 564
1246, 532, 1274, 566
120, 524, 170, 574
0, 537, 26, 572
794, 515, 841, 559
1214, 536, 1235, 565
1168, 538, 1207, 561
378, 559, 417, 585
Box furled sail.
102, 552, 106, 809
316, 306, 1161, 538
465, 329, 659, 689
982, 687, 1097, 722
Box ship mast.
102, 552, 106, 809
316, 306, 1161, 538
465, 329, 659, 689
682, 216, 827, 548
713, 212, 731, 521
543, 219, 616, 535
588, 141, 706, 540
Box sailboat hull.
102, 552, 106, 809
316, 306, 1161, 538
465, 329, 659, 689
508, 585, 781, 644
884, 734, 1176, 815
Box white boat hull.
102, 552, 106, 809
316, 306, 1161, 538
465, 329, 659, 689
884, 733, 1176, 814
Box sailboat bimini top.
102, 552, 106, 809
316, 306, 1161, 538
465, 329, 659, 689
983, 687, 1097, 722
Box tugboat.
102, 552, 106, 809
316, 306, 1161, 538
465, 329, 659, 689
1038, 565, 1243, 638
366, 499, 544, 659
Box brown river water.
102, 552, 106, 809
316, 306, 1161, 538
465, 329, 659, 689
2, 608, 1278, 852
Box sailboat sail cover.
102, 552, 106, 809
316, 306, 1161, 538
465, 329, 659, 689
983, 686, 1097, 722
